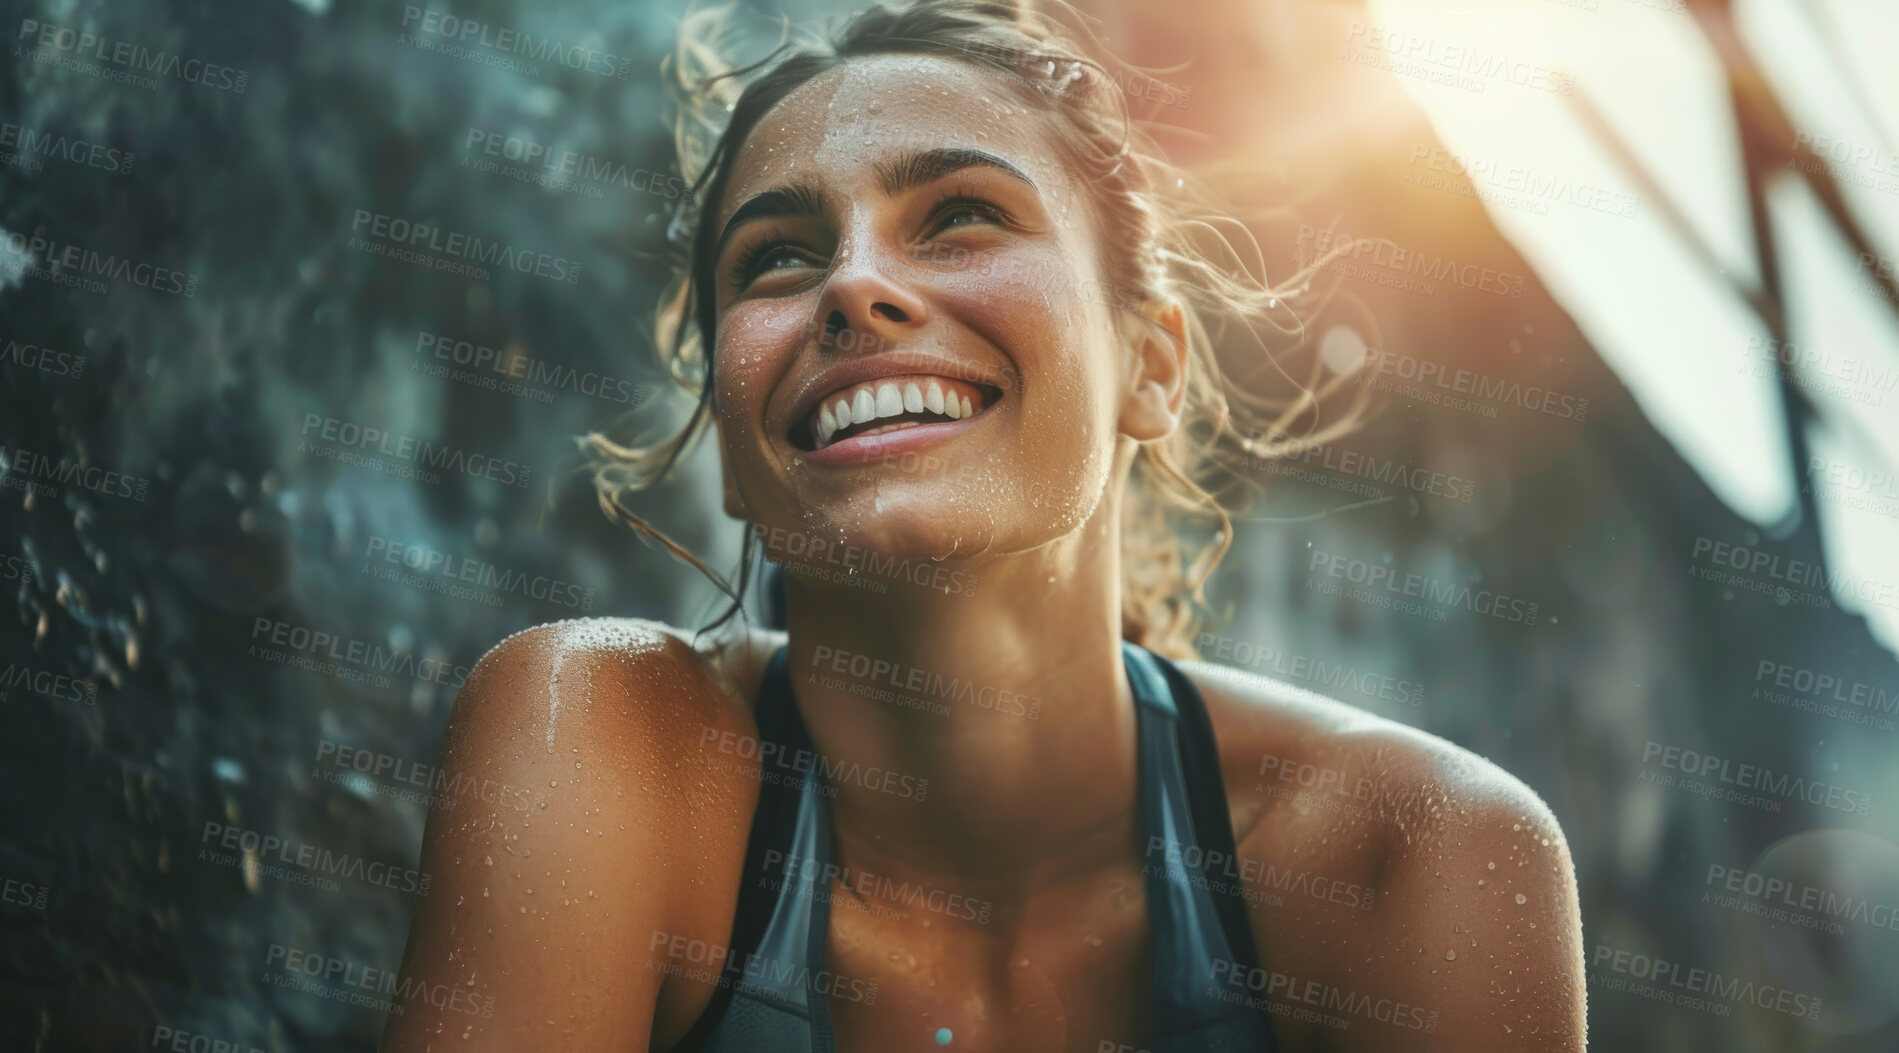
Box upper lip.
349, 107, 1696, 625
783, 350, 1008, 444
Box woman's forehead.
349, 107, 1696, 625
718, 54, 1073, 216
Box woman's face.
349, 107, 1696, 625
709, 54, 1144, 567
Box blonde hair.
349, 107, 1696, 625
584, 0, 1371, 659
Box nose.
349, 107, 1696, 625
811, 238, 928, 353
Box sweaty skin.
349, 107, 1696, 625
382, 54, 1586, 1053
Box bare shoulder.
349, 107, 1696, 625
1179, 658, 1586, 1051
1178, 657, 1564, 841
448, 617, 756, 756
382, 618, 781, 1053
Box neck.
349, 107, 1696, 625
776, 503, 1141, 892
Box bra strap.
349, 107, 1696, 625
1127, 642, 1276, 1049
1152, 649, 1268, 983
675, 645, 816, 1051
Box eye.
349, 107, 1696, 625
729, 235, 815, 292
926, 191, 1013, 236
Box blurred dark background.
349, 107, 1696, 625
2, 0, 1897, 1050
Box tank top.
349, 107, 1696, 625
670, 640, 1277, 1052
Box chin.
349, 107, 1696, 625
755, 499, 994, 600
806, 491, 997, 563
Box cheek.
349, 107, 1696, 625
950, 239, 1118, 431
945, 238, 1095, 353
712, 304, 802, 427
936, 238, 1123, 533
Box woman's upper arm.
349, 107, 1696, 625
1205, 673, 1587, 1053
1296, 731, 1588, 1051
379, 620, 761, 1053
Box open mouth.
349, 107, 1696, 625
791, 374, 1004, 452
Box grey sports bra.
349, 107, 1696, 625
670, 640, 1277, 1052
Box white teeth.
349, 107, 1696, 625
812, 375, 995, 448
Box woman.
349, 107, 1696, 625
383, 1, 1586, 1049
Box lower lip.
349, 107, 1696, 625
803, 410, 989, 467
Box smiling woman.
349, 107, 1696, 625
596, 0, 1371, 654
379, 2, 1587, 1052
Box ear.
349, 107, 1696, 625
1118, 298, 1189, 442
715, 418, 748, 519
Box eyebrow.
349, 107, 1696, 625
712, 183, 825, 266
712, 147, 1038, 266
872, 146, 1037, 198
